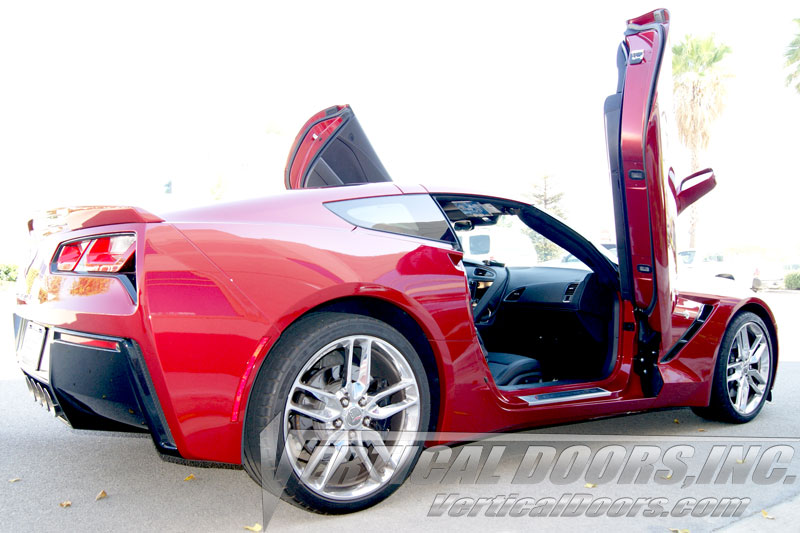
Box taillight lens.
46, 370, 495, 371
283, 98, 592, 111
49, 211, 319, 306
55, 234, 136, 273
56, 241, 89, 271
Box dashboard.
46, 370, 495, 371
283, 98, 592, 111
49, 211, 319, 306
464, 260, 614, 370
465, 261, 595, 323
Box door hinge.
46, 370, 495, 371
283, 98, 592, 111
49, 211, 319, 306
633, 318, 663, 397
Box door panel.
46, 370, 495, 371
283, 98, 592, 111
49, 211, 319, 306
606, 10, 673, 327
284, 105, 392, 189
605, 9, 675, 395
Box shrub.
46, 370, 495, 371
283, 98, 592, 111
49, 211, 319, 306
0, 264, 18, 282
786, 271, 800, 290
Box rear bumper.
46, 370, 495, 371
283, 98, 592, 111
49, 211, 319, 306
14, 314, 178, 456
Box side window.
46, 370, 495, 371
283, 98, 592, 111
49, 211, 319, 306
326, 195, 456, 243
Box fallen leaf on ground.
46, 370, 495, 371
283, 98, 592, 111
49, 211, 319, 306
96, 490, 107, 501
8, 478, 21, 483
736, 459, 744, 464
184, 474, 195, 481
673, 419, 680, 424
697, 428, 706, 432
243, 524, 262, 532
59, 501, 72, 508
668, 529, 689, 533
662, 473, 673, 480
762, 510, 775, 520
584, 483, 596, 488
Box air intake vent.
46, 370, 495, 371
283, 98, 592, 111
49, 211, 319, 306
563, 283, 579, 303
505, 287, 525, 302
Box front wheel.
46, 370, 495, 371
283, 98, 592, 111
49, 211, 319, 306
242, 312, 430, 513
692, 311, 774, 423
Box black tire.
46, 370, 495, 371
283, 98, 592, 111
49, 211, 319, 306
692, 311, 774, 423
242, 312, 430, 513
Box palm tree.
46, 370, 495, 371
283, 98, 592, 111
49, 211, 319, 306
787, 19, 800, 94
672, 35, 731, 248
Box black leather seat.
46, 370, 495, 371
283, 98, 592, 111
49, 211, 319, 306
486, 352, 542, 386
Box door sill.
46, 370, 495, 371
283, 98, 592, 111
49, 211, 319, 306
520, 387, 611, 406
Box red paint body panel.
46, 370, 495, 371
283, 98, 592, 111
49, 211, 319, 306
618, 24, 674, 339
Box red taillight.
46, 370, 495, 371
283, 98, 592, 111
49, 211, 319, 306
56, 241, 89, 271
55, 234, 136, 273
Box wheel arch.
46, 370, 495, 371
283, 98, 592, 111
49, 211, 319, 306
309, 296, 442, 433
241, 294, 444, 443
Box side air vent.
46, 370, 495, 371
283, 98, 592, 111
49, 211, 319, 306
505, 287, 525, 302
563, 282, 579, 303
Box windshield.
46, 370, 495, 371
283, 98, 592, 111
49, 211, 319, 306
454, 213, 617, 269
440, 197, 617, 270
455, 214, 544, 266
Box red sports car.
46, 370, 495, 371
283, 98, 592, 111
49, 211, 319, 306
14, 9, 777, 513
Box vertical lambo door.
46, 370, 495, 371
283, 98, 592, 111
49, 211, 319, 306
284, 104, 392, 189
604, 9, 718, 396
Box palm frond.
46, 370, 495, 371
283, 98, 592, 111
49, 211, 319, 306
671, 35, 731, 156
786, 18, 800, 93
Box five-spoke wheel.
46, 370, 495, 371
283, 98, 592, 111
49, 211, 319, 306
693, 311, 774, 423
284, 334, 421, 500
243, 312, 430, 513
725, 321, 771, 416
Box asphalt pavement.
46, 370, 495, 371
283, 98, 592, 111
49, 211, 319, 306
2, 289, 798, 532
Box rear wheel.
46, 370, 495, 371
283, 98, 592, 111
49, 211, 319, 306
243, 312, 430, 513
692, 311, 774, 423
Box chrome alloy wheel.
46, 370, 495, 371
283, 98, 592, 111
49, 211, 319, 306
726, 321, 771, 415
283, 335, 421, 500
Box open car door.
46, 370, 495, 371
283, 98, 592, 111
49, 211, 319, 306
604, 9, 716, 396
285, 105, 392, 189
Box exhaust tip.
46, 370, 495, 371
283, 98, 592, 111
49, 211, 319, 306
34, 382, 46, 407
24, 375, 62, 417
30, 380, 41, 403
42, 387, 56, 414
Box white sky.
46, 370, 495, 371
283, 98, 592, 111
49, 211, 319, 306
1, 1, 798, 265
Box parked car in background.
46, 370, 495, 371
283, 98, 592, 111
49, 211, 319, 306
677, 249, 757, 290
752, 263, 785, 291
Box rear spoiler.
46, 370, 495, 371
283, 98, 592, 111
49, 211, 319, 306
28, 206, 164, 238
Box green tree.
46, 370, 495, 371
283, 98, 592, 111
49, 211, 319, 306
526, 175, 565, 262
529, 175, 564, 218
672, 34, 731, 248
787, 19, 800, 94
0, 264, 18, 283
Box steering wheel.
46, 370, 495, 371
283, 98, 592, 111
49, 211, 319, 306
465, 262, 509, 324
